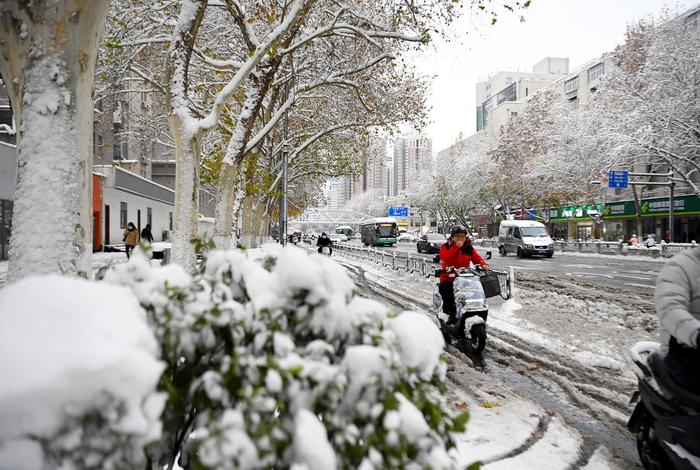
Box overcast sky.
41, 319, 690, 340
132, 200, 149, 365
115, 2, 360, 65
410, 0, 692, 153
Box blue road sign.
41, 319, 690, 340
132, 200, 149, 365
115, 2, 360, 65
388, 206, 409, 217
608, 170, 629, 188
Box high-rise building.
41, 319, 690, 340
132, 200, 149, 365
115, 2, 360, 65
475, 57, 569, 134
384, 157, 394, 198
325, 178, 341, 209
393, 134, 432, 196
364, 138, 387, 193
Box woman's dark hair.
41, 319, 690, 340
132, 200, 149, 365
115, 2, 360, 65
460, 238, 474, 255
127, 222, 135, 229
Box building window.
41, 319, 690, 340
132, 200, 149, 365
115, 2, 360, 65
113, 131, 128, 159
510, 112, 518, 117
169, 212, 173, 231
147, 207, 152, 226
0, 108, 13, 130
588, 63, 605, 83
120, 202, 127, 229
1, 199, 13, 261
564, 77, 578, 93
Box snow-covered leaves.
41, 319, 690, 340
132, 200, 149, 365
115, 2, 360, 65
101, 247, 466, 469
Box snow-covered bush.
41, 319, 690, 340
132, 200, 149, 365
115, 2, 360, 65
104, 247, 468, 469
0, 276, 165, 470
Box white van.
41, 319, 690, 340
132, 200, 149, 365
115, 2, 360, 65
498, 220, 554, 258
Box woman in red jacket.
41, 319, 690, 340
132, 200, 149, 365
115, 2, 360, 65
439, 225, 489, 324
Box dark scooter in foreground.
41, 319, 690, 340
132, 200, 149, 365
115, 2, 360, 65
628, 341, 700, 470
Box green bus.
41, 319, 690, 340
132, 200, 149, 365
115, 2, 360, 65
360, 218, 398, 246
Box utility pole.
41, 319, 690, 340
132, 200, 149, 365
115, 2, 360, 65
280, 79, 290, 246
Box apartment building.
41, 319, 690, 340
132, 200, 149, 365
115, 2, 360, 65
476, 57, 569, 134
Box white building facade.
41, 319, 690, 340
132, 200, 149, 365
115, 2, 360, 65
475, 57, 569, 134
393, 134, 432, 196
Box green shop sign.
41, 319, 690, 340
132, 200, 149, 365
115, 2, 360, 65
603, 195, 700, 218
535, 204, 603, 222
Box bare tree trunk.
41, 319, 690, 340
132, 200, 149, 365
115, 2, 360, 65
0, 1, 109, 282
213, 160, 242, 248
239, 196, 256, 248
165, 0, 206, 271
169, 116, 200, 269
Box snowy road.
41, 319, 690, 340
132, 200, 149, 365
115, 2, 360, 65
331, 248, 651, 469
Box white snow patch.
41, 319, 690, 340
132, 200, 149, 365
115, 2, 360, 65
0, 275, 165, 462
293, 409, 337, 470
455, 396, 542, 465
396, 393, 431, 440
387, 311, 444, 380
482, 417, 582, 470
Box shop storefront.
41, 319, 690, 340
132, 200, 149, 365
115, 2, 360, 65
602, 195, 700, 243
529, 204, 604, 240
526, 195, 699, 242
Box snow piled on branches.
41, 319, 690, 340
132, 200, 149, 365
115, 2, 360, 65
96, 247, 466, 468
0, 276, 165, 470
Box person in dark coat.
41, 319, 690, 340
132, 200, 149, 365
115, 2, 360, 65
316, 232, 333, 255
438, 225, 489, 324
141, 224, 154, 244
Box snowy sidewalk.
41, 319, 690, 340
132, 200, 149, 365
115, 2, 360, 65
0, 252, 130, 288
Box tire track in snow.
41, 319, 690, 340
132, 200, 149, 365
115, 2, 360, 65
338, 257, 639, 468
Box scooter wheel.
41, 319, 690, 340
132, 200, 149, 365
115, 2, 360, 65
636, 411, 673, 470
470, 324, 486, 354
439, 321, 452, 345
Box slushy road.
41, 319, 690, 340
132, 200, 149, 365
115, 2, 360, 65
344, 239, 663, 288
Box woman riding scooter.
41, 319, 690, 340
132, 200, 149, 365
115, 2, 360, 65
439, 226, 489, 325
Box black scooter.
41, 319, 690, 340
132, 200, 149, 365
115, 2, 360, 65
628, 341, 700, 470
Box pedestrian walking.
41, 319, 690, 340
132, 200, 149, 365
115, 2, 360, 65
123, 222, 140, 259
141, 224, 154, 244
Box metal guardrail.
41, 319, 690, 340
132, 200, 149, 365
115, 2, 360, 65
332, 243, 513, 300
476, 239, 697, 258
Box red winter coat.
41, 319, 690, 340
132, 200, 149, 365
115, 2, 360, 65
439, 240, 489, 283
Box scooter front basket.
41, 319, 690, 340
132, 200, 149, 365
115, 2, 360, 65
479, 272, 501, 298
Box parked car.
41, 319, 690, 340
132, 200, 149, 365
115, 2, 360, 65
329, 234, 344, 243
417, 233, 446, 254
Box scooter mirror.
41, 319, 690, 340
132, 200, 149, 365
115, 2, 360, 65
485, 251, 492, 260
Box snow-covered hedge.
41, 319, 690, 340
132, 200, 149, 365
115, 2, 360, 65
0, 276, 165, 470
0, 247, 468, 469
105, 246, 468, 469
